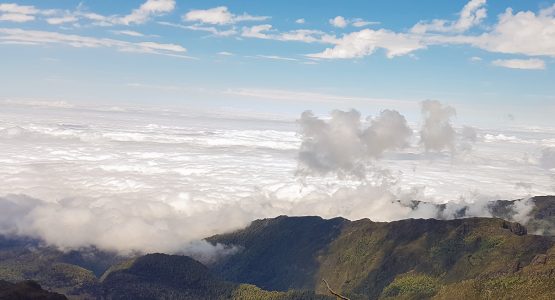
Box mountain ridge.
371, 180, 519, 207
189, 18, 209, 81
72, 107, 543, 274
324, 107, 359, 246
1, 196, 555, 299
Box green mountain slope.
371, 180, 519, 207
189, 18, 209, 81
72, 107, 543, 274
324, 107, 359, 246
100, 253, 331, 300
0, 196, 554, 299
207, 215, 347, 291
210, 217, 554, 299
0, 280, 68, 300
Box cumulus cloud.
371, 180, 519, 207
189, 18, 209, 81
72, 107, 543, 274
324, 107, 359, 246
295, 18, 305, 24
119, 0, 175, 25
183, 6, 268, 25
472, 5, 555, 57
492, 58, 546, 70
411, 0, 486, 34
330, 16, 347, 28
419, 100, 457, 152
296, 109, 412, 178
308, 28, 425, 59
306, 1, 555, 60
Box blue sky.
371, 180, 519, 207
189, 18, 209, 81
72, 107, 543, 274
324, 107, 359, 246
1, 0, 554, 126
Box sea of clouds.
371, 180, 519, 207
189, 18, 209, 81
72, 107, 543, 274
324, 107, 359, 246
0, 100, 554, 256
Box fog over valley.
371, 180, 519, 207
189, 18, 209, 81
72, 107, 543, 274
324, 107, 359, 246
1, 100, 553, 255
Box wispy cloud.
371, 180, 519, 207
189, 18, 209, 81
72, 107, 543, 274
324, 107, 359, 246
223, 88, 415, 107
158, 21, 237, 37
492, 58, 546, 70
256, 55, 298, 61
119, 0, 175, 25
183, 6, 269, 25
111, 30, 146, 37
0, 28, 191, 58
329, 16, 378, 28
411, 0, 486, 34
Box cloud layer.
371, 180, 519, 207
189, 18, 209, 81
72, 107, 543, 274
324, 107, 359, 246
0, 101, 553, 255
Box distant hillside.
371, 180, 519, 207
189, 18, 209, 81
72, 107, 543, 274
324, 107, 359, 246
0, 280, 67, 300
0, 196, 554, 299
489, 195, 555, 236
101, 253, 330, 300
209, 216, 554, 299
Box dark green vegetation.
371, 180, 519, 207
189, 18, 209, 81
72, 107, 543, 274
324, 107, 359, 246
0, 240, 329, 299
101, 253, 328, 300
210, 215, 554, 299
0, 196, 554, 299
0, 280, 67, 300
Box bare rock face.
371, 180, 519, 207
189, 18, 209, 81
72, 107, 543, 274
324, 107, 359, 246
502, 221, 528, 236
531, 254, 548, 265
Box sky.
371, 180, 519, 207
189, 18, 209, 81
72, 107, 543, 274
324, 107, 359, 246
0, 0, 554, 126
1, 1, 555, 256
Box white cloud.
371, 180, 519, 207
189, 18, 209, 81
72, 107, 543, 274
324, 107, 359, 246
241, 24, 273, 38
256, 55, 298, 61
119, 0, 175, 25
472, 5, 555, 57
0, 28, 189, 58
329, 16, 378, 28
184, 24, 237, 36
223, 88, 414, 108
420, 100, 457, 152
411, 0, 487, 34
540, 147, 555, 169
218, 51, 233, 56
307, 1, 555, 61
296, 109, 412, 178
0, 3, 39, 15
0, 102, 553, 255
277, 29, 331, 43
184, 6, 268, 25
492, 58, 546, 70
295, 18, 305, 24
308, 28, 425, 59
241, 25, 334, 44
0, 13, 34, 23
0, 3, 38, 23
111, 30, 145, 37
159, 21, 238, 37
46, 15, 78, 25
469, 56, 482, 62
1, 1, 176, 26
330, 16, 347, 28
352, 19, 379, 27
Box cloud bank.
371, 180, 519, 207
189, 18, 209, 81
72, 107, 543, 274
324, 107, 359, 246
0, 101, 553, 257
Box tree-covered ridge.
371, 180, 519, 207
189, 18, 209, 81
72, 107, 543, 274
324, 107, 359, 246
210, 216, 554, 299
0, 196, 555, 299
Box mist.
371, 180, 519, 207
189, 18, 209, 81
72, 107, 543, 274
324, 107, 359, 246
0, 100, 553, 258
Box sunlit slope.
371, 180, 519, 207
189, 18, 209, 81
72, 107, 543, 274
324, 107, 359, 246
210, 216, 554, 299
